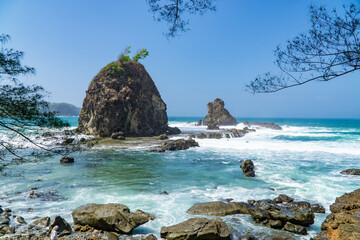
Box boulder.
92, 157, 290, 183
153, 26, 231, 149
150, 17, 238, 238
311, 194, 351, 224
204, 98, 237, 126
251, 122, 282, 130
111, 131, 125, 140
78, 61, 180, 137
340, 169, 360, 175
60, 156, 74, 164
152, 139, 199, 152
240, 160, 255, 177
160, 218, 231, 240
186, 201, 251, 216
72, 203, 152, 233
49, 215, 72, 237
315, 188, 360, 240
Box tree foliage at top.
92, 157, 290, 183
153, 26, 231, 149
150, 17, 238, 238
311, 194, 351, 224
118, 46, 149, 63
147, 0, 216, 38
0, 34, 69, 160
247, 4, 360, 93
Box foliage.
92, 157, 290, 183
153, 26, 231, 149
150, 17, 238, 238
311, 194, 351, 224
118, 46, 132, 63
147, 0, 216, 38
132, 48, 149, 62
0, 34, 70, 160
247, 4, 360, 93
101, 61, 125, 75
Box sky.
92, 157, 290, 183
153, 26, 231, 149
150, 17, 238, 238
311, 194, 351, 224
0, 0, 359, 118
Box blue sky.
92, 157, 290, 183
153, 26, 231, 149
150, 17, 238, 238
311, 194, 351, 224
1, 0, 359, 118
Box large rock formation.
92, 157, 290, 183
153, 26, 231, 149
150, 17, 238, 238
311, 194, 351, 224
204, 98, 237, 126
78, 61, 180, 137
71, 203, 153, 233
315, 188, 360, 240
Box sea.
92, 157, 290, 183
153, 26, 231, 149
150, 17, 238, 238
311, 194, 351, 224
0, 116, 359, 239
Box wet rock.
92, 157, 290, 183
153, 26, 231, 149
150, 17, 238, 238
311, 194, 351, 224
152, 139, 199, 152
159, 134, 168, 140
239, 231, 256, 240
160, 217, 231, 240
78, 61, 180, 137
251, 122, 282, 130
186, 201, 251, 216
72, 203, 152, 233
203, 98, 237, 126
240, 160, 255, 177
283, 222, 307, 235
263, 235, 295, 240
340, 168, 360, 175
315, 188, 360, 240
207, 122, 220, 130
246, 196, 316, 234
311, 204, 326, 213
16, 216, 26, 224
32, 217, 50, 227
63, 138, 74, 145
111, 131, 126, 140
60, 156, 74, 164
49, 215, 72, 237
273, 194, 294, 203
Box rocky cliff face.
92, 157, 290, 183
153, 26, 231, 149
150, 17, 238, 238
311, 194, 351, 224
315, 188, 360, 240
78, 61, 179, 137
204, 98, 237, 126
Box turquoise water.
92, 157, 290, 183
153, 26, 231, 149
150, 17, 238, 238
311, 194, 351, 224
0, 117, 359, 239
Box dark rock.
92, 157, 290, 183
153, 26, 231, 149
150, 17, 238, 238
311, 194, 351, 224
283, 222, 307, 235
60, 156, 74, 164
273, 194, 294, 203
315, 188, 360, 240
16, 216, 26, 224
32, 217, 50, 227
159, 134, 168, 140
186, 201, 251, 216
207, 122, 220, 130
63, 138, 74, 145
161, 191, 169, 195
251, 122, 282, 130
340, 169, 360, 175
152, 139, 199, 152
72, 203, 152, 233
196, 120, 205, 126
240, 160, 255, 177
49, 215, 72, 237
78, 61, 180, 137
160, 217, 231, 240
204, 98, 237, 126
263, 235, 295, 240
111, 132, 125, 140
311, 204, 326, 213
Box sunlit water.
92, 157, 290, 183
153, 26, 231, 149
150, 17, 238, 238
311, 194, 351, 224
0, 117, 359, 239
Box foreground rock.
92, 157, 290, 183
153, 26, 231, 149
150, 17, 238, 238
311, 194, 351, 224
186, 195, 324, 236
315, 188, 360, 240
49, 215, 72, 237
160, 218, 231, 240
78, 61, 180, 137
186, 201, 251, 216
72, 203, 153, 233
340, 169, 360, 175
204, 98, 237, 126
151, 139, 199, 152
240, 160, 255, 177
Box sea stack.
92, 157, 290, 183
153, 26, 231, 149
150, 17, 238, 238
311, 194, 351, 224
78, 61, 180, 137
204, 98, 237, 126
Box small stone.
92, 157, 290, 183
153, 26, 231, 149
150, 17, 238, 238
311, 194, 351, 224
283, 222, 307, 235
32, 217, 50, 227
16, 216, 26, 224
60, 156, 74, 164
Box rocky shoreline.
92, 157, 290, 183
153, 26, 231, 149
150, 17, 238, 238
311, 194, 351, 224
2, 189, 360, 240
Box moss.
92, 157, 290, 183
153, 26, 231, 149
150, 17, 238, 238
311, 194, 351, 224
80, 109, 85, 115
100, 61, 125, 75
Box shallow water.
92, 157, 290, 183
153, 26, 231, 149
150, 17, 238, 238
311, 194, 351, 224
0, 117, 359, 239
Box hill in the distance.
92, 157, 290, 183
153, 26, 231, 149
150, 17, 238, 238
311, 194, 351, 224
49, 102, 81, 116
